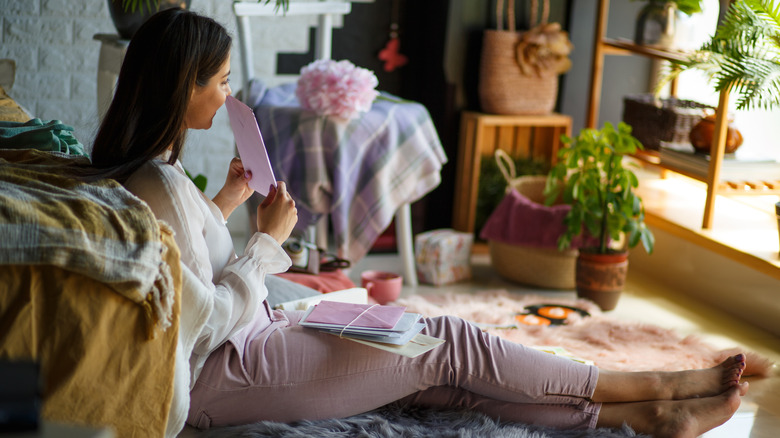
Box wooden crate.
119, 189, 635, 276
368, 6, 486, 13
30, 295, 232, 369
452, 111, 572, 234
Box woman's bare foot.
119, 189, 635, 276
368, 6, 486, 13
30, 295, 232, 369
598, 383, 748, 438
593, 354, 746, 403
666, 354, 746, 400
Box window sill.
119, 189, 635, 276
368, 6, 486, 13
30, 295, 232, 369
635, 171, 780, 281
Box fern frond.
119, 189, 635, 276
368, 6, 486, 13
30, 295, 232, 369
664, 0, 780, 111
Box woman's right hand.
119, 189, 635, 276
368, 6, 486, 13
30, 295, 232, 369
256, 182, 298, 245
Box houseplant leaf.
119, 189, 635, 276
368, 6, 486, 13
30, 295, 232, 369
544, 121, 654, 255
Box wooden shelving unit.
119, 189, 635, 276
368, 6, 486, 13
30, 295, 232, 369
587, 0, 780, 229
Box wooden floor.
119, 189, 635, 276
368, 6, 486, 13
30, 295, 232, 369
351, 251, 780, 437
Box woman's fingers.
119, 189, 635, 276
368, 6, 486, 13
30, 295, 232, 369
256, 181, 298, 244
260, 184, 277, 207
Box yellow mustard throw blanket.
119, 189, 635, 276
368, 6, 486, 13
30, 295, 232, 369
0, 148, 174, 333
0, 149, 182, 437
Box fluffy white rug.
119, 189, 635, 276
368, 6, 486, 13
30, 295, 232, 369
395, 290, 774, 377
188, 404, 648, 437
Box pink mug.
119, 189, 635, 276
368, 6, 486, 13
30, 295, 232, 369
361, 270, 402, 305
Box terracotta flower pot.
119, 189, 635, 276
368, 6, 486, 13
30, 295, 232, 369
575, 250, 629, 311
689, 114, 744, 155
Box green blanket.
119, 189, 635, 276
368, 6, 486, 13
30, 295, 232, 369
0, 118, 87, 156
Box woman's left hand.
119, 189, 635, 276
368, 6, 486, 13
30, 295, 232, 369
212, 157, 254, 220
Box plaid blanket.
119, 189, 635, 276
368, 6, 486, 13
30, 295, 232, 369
0, 149, 174, 334
252, 82, 447, 262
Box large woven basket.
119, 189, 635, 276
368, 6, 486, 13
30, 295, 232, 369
487, 154, 577, 289
478, 0, 559, 115
622, 94, 712, 150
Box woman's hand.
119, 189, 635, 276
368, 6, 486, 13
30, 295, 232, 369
256, 181, 298, 245
212, 157, 254, 220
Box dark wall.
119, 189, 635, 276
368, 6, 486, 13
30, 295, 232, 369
277, 0, 576, 233
277, 1, 402, 94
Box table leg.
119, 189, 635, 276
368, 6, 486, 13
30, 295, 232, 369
395, 203, 417, 287
315, 215, 328, 251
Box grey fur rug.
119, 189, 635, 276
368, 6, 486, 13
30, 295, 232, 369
187, 403, 649, 437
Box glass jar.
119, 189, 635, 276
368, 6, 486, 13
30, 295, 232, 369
634, 1, 679, 48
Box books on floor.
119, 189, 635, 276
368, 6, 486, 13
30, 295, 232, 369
299, 301, 444, 357
659, 143, 780, 182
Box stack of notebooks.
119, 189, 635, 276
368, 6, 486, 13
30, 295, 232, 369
299, 301, 444, 357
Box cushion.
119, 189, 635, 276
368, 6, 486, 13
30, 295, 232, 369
275, 270, 357, 296
264, 274, 321, 308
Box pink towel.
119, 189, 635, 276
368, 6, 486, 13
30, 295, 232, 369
479, 188, 596, 250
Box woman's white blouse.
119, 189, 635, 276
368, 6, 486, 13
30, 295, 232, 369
125, 156, 291, 382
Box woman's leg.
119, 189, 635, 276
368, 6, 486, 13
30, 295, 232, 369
596, 383, 747, 438
396, 385, 600, 429
188, 313, 600, 428
592, 354, 746, 403
392, 359, 748, 435
188, 311, 747, 431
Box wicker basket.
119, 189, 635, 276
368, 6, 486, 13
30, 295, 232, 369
622, 94, 712, 150
478, 0, 559, 115
486, 153, 577, 289
489, 239, 577, 290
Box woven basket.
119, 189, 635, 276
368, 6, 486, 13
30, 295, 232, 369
478, 0, 559, 115
487, 151, 577, 289
489, 240, 577, 289
622, 94, 712, 150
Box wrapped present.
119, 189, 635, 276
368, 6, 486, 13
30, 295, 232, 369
415, 229, 473, 286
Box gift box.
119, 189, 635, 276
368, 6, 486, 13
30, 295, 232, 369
415, 229, 473, 286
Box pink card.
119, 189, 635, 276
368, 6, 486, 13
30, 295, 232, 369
305, 301, 406, 329
224, 95, 276, 196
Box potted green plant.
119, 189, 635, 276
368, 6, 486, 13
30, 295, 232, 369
543, 121, 655, 310
662, 0, 780, 111
109, 0, 290, 39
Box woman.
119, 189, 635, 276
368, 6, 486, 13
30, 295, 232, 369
90, 9, 748, 438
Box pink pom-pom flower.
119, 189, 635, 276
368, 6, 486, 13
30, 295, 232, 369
295, 59, 379, 120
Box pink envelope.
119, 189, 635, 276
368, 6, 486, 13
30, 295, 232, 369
224, 95, 277, 196
305, 301, 406, 329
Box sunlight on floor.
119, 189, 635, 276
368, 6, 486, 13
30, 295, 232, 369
350, 250, 780, 437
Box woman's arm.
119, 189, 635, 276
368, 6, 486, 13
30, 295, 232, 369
125, 160, 291, 356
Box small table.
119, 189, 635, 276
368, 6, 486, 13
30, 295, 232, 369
250, 83, 448, 284
453, 111, 572, 235
93, 34, 129, 121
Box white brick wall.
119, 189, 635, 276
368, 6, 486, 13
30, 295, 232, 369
0, 0, 344, 239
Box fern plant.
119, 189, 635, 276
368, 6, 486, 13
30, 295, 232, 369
662, 0, 780, 110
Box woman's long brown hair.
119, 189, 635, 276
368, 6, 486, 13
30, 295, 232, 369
89, 8, 231, 183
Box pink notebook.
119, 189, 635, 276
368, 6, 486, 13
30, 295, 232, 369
224, 95, 277, 196
304, 301, 406, 329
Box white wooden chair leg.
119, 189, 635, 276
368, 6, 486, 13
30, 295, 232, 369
315, 215, 328, 251
395, 203, 417, 286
